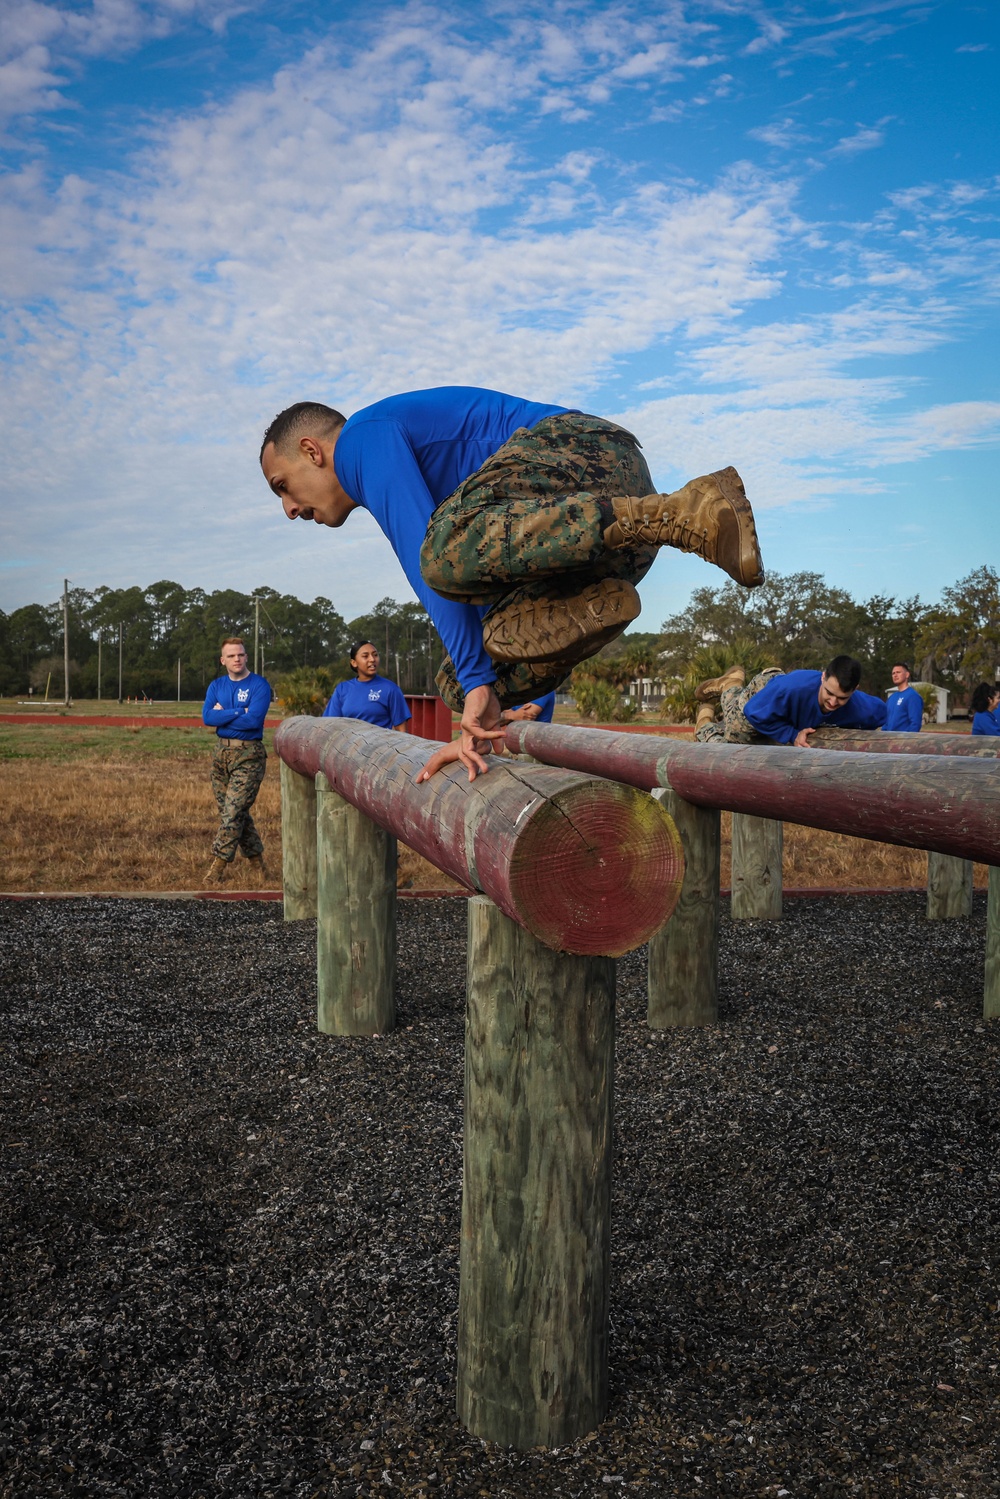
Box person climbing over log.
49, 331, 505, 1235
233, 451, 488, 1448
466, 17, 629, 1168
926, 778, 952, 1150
694, 655, 886, 747
259, 387, 764, 779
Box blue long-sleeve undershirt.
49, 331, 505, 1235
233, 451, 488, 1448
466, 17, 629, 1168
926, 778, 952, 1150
202, 672, 272, 740
883, 686, 923, 732
743, 669, 887, 745
333, 387, 570, 694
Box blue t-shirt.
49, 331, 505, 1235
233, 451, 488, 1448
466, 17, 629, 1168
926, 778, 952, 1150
884, 685, 923, 732
202, 672, 272, 740
531, 693, 556, 723
971, 709, 1000, 736
333, 388, 571, 694
743, 669, 887, 745
322, 675, 411, 730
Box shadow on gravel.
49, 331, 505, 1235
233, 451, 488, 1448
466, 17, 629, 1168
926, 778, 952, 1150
1, 894, 997, 1498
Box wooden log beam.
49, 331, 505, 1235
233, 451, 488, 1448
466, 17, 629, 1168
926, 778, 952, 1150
647, 788, 719, 1026
503, 723, 1000, 867
316, 773, 396, 1035
731, 813, 783, 920
279, 758, 317, 921
457, 897, 615, 1447
926, 851, 974, 920
985, 869, 1000, 1022
275, 718, 684, 957
810, 727, 1000, 757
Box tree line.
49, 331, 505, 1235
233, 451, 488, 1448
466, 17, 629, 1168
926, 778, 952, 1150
0, 583, 444, 700
1, 566, 996, 711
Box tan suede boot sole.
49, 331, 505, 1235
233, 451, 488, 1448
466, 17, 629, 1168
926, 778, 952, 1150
694, 666, 747, 702
482, 577, 641, 665
204, 856, 230, 885
604, 466, 764, 589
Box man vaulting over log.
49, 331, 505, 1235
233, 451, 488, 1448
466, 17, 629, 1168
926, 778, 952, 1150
260, 386, 764, 777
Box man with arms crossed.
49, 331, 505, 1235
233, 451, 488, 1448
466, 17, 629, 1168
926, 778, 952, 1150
203, 637, 273, 883
260, 387, 764, 779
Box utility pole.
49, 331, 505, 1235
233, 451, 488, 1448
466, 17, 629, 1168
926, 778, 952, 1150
62, 579, 70, 706
117, 621, 123, 703
97, 630, 102, 702
251, 595, 261, 675
177, 658, 181, 702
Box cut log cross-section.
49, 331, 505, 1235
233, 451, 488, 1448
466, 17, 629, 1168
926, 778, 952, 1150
275, 717, 685, 957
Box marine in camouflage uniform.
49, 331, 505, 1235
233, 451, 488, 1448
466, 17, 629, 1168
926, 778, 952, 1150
695, 668, 783, 744
210, 740, 268, 860
421, 413, 659, 707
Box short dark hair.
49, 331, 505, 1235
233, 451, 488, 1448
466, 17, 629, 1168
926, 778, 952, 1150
260, 402, 346, 462
970, 682, 998, 715
350, 640, 376, 667
824, 655, 861, 692
892, 661, 912, 675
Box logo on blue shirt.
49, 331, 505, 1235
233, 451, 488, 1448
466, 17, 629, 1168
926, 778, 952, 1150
237, 688, 250, 703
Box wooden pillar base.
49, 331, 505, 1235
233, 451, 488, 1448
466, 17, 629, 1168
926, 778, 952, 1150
648, 788, 720, 1027
731, 813, 783, 920
985, 867, 1000, 1021
927, 851, 973, 920
457, 897, 615, 1449
315, 772, 396, 1036
280, 758, 318, 921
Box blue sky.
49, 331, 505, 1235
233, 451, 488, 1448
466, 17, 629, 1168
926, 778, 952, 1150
1, 0, 998, 630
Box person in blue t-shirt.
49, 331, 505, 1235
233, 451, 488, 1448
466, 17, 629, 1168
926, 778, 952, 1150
696, 655, 886, 746
883, 661, 924, 733
202, 637, 273, 884
970, 683, 1000, 736
322, 642, 411, 731
259, 388, 765, 780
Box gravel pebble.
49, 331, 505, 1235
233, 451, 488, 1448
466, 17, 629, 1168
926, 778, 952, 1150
1, 893, 998, 1498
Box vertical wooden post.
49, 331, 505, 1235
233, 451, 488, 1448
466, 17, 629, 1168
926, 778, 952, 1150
927, 851, 973, 919
647, 787, 719, 1027
315, 771, 396, 1036
984, 866, 1000, 1022
457, 896, 615, 1449
731, 813, 783, 920
280, 757, 318, 921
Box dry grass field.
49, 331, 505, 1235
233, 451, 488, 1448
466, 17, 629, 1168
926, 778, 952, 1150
0, 720, 989, 894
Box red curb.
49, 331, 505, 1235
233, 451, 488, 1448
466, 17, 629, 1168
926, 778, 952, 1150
0, 887, 933, 903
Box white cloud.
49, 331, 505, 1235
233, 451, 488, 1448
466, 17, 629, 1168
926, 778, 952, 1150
829, 122, 888, 157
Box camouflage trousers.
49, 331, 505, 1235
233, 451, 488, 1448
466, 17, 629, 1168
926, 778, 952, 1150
695, 669, 782, 744
210, 740, 267, 862
420, 413, 658, 710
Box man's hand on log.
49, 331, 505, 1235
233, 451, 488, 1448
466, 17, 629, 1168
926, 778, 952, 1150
794, 727, 816, 747
415, 685, 506, 782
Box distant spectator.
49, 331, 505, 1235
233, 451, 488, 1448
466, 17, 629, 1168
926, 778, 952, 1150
970, 683, 1000, 737
322, 641, 411, 730
883, 661, 923, 733
695, 656, 887, 747
202, 637, 273, 885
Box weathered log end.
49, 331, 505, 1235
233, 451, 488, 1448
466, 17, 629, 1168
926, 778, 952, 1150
494, 776, 685, 956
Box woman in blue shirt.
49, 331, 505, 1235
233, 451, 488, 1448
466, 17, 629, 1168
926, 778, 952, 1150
970, 682, 1000, 736
322, 642, 411, 730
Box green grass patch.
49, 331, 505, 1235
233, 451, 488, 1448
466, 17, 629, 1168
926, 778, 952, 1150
0, 724, 278, 764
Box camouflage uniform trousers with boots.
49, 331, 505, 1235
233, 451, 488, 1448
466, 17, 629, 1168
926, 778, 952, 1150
210, 740, 268, 862
695, 668, 783, 744
419, 413, 658, 711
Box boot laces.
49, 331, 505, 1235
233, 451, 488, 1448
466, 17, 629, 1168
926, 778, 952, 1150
619, 507, 710, 557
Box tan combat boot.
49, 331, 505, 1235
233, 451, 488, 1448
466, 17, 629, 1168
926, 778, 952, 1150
245, 853, 270, 885
203, 856, 229, 885
694, 703, 719, 733
603, 467, 764, 588
694, 665, 746, 702
482, 576, 641, 664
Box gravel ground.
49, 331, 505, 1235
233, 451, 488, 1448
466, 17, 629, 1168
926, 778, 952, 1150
1, 893, 997, 1499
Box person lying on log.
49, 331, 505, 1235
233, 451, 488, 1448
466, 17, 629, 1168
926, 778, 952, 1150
259, 388, 763, 779
693, 654, 886, 747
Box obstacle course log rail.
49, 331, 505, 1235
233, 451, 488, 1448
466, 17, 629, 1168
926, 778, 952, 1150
503, 722, 1000, 867
276, 716, 684, 956
810, 727, 1000, 757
